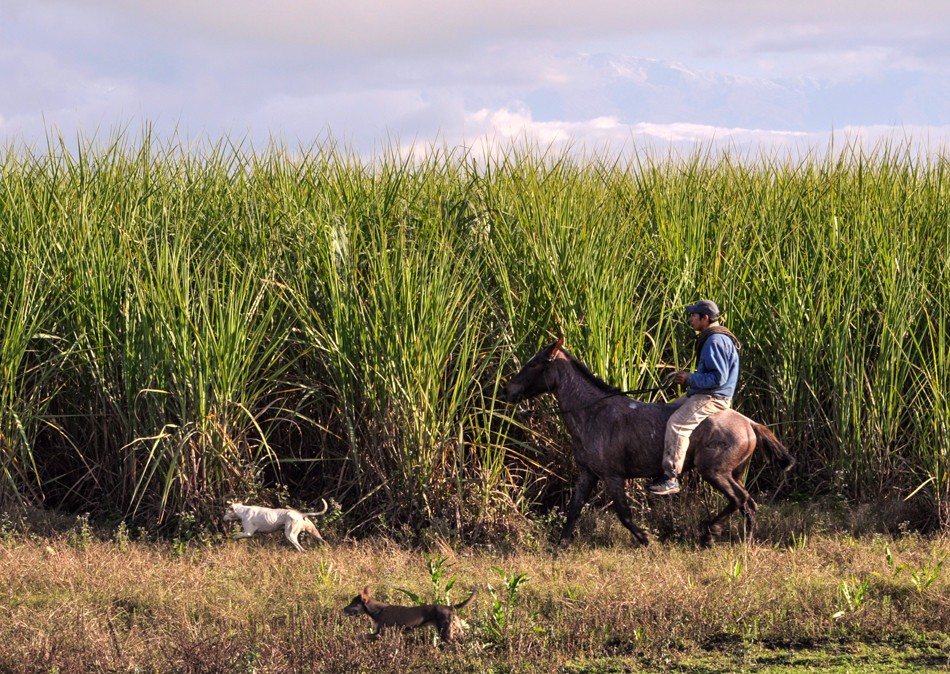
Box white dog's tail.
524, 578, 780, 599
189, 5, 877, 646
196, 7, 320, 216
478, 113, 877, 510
302, 498, 329, 517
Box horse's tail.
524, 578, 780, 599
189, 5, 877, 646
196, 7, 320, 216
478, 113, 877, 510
752, 423, 796, 472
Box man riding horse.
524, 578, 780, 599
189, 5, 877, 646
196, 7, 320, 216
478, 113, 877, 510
650, 299, 742, 496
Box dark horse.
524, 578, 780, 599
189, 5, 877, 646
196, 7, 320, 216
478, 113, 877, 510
499, 337, 795, 547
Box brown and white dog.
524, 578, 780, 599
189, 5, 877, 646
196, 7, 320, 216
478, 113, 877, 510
223, 500, 328, 551
343, 586, 476, 642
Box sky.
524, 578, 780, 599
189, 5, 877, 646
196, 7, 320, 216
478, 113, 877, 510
3, 0, 950, 159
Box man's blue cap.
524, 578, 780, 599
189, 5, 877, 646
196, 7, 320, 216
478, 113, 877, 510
685, 299, 720, 320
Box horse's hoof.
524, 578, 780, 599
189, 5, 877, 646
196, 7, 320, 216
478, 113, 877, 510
633, 533, 650, 546
700, 525, 720, 548
558, 537, 573, 549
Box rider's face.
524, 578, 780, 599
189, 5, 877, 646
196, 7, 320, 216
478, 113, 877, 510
688, 312, 710, 332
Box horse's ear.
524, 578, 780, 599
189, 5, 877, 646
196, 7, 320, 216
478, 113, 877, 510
544, 336, 564, 361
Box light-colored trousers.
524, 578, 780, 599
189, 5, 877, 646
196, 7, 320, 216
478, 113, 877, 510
663, 394, 731, 477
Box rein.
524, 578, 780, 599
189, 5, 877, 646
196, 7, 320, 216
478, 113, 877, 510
518, 383, 672, 416
561, 385, 669, 414
579, 368, 679, 405
618, 384, 670, 396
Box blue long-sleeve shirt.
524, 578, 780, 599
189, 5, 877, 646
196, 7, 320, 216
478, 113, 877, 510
686, 333, 739, 399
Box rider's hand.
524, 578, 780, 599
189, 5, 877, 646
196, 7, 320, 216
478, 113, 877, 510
673, 371, 689, 386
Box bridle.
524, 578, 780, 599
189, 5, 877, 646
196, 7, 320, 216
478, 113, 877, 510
510, 353, 677, 414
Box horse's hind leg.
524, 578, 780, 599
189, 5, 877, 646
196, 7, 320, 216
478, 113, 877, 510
604, 477, 649, 546
732, 477, 757, 540
699, 471, 741, 546
560, 469, 598, 548
731, 463, 758, 534
702, 471, 757, 545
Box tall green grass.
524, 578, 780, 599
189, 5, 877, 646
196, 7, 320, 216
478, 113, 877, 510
0, 131, 947, 531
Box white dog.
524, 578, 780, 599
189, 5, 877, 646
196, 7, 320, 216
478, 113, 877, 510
224, 499, 328, 551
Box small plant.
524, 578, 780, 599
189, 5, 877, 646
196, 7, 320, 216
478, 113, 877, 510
314, 559, 338, 587
171, 539, 188, 558
67, 513, 94, 551
113, 520, 130, 552
884, 545, 906, 575
910, 557, 944, 594
398, 551, 456, 605
883, 545, 944, 593
424, 551, 456, 604
174, 510, 199, 542
833, 576, 870, 618
485, 566, 530, 641
0, 512, 17, 544
727, 558, 744, 581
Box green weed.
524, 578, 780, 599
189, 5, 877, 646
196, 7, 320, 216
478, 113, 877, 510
66, 513, 93, 551
910, 557, 944, 594
835, 575, 871, 616
398, 551, 457, 605
485, 565, 530, 641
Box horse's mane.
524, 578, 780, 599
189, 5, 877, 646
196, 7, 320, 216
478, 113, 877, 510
561, 349, 623, 395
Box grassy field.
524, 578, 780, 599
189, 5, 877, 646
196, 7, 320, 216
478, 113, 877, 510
1, 502, 948, 673
2, 134, 950, 670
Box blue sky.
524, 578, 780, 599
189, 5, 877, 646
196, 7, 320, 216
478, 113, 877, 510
3, 0, 950, 158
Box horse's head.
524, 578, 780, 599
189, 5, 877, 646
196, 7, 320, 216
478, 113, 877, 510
498, 337, 564, 404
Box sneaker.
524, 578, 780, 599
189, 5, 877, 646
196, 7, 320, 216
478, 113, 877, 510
648, 475, 681, 495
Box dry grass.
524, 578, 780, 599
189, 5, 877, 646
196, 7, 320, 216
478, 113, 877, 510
1, 505, 948, 673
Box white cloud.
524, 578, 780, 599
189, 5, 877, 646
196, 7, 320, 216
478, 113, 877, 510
464, 106, 622, 145
3, 1, 950, 157
453, 105, 950, 164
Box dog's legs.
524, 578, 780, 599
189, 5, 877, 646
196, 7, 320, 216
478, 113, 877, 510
285, 520, 306, 552
232, 531, 255, 541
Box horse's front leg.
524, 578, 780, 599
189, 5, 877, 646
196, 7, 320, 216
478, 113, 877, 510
559, 468, 598, 548
604, 477, 649, 546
